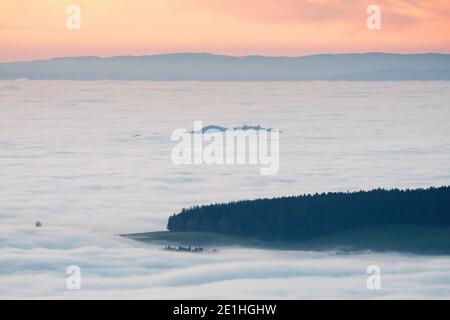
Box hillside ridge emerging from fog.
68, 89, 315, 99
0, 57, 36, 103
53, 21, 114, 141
167, 186, 450, 243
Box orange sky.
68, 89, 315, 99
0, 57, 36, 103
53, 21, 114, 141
0, 0, 449, 62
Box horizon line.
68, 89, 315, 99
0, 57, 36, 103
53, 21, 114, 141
2, 51, 450, 64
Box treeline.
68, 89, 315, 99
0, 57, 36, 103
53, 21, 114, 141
167, 186, 450, 242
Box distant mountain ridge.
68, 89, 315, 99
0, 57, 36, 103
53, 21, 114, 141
1, 52, 450, 80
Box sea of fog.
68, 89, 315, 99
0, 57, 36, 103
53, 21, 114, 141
0, 80, 449, 299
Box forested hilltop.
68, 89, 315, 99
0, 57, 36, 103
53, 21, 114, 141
167, 187, 450, 242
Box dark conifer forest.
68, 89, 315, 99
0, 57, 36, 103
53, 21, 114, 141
167, 186, 450, 242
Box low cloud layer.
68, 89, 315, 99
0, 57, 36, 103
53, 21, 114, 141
2, 80, 450, 234
1, 224, 449, 299
1, 81, 450, 299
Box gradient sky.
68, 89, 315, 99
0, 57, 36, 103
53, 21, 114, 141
0, 0, 449, 62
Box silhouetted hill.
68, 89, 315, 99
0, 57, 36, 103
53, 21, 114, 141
167, 186, 450, 243
1, 53, 450, 80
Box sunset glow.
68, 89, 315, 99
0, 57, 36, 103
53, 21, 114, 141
1, 0, 449, 61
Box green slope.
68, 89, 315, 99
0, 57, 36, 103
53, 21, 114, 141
123, 225, 450, 255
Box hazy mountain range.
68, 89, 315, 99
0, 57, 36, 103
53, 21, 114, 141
1, 53, 449, 81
